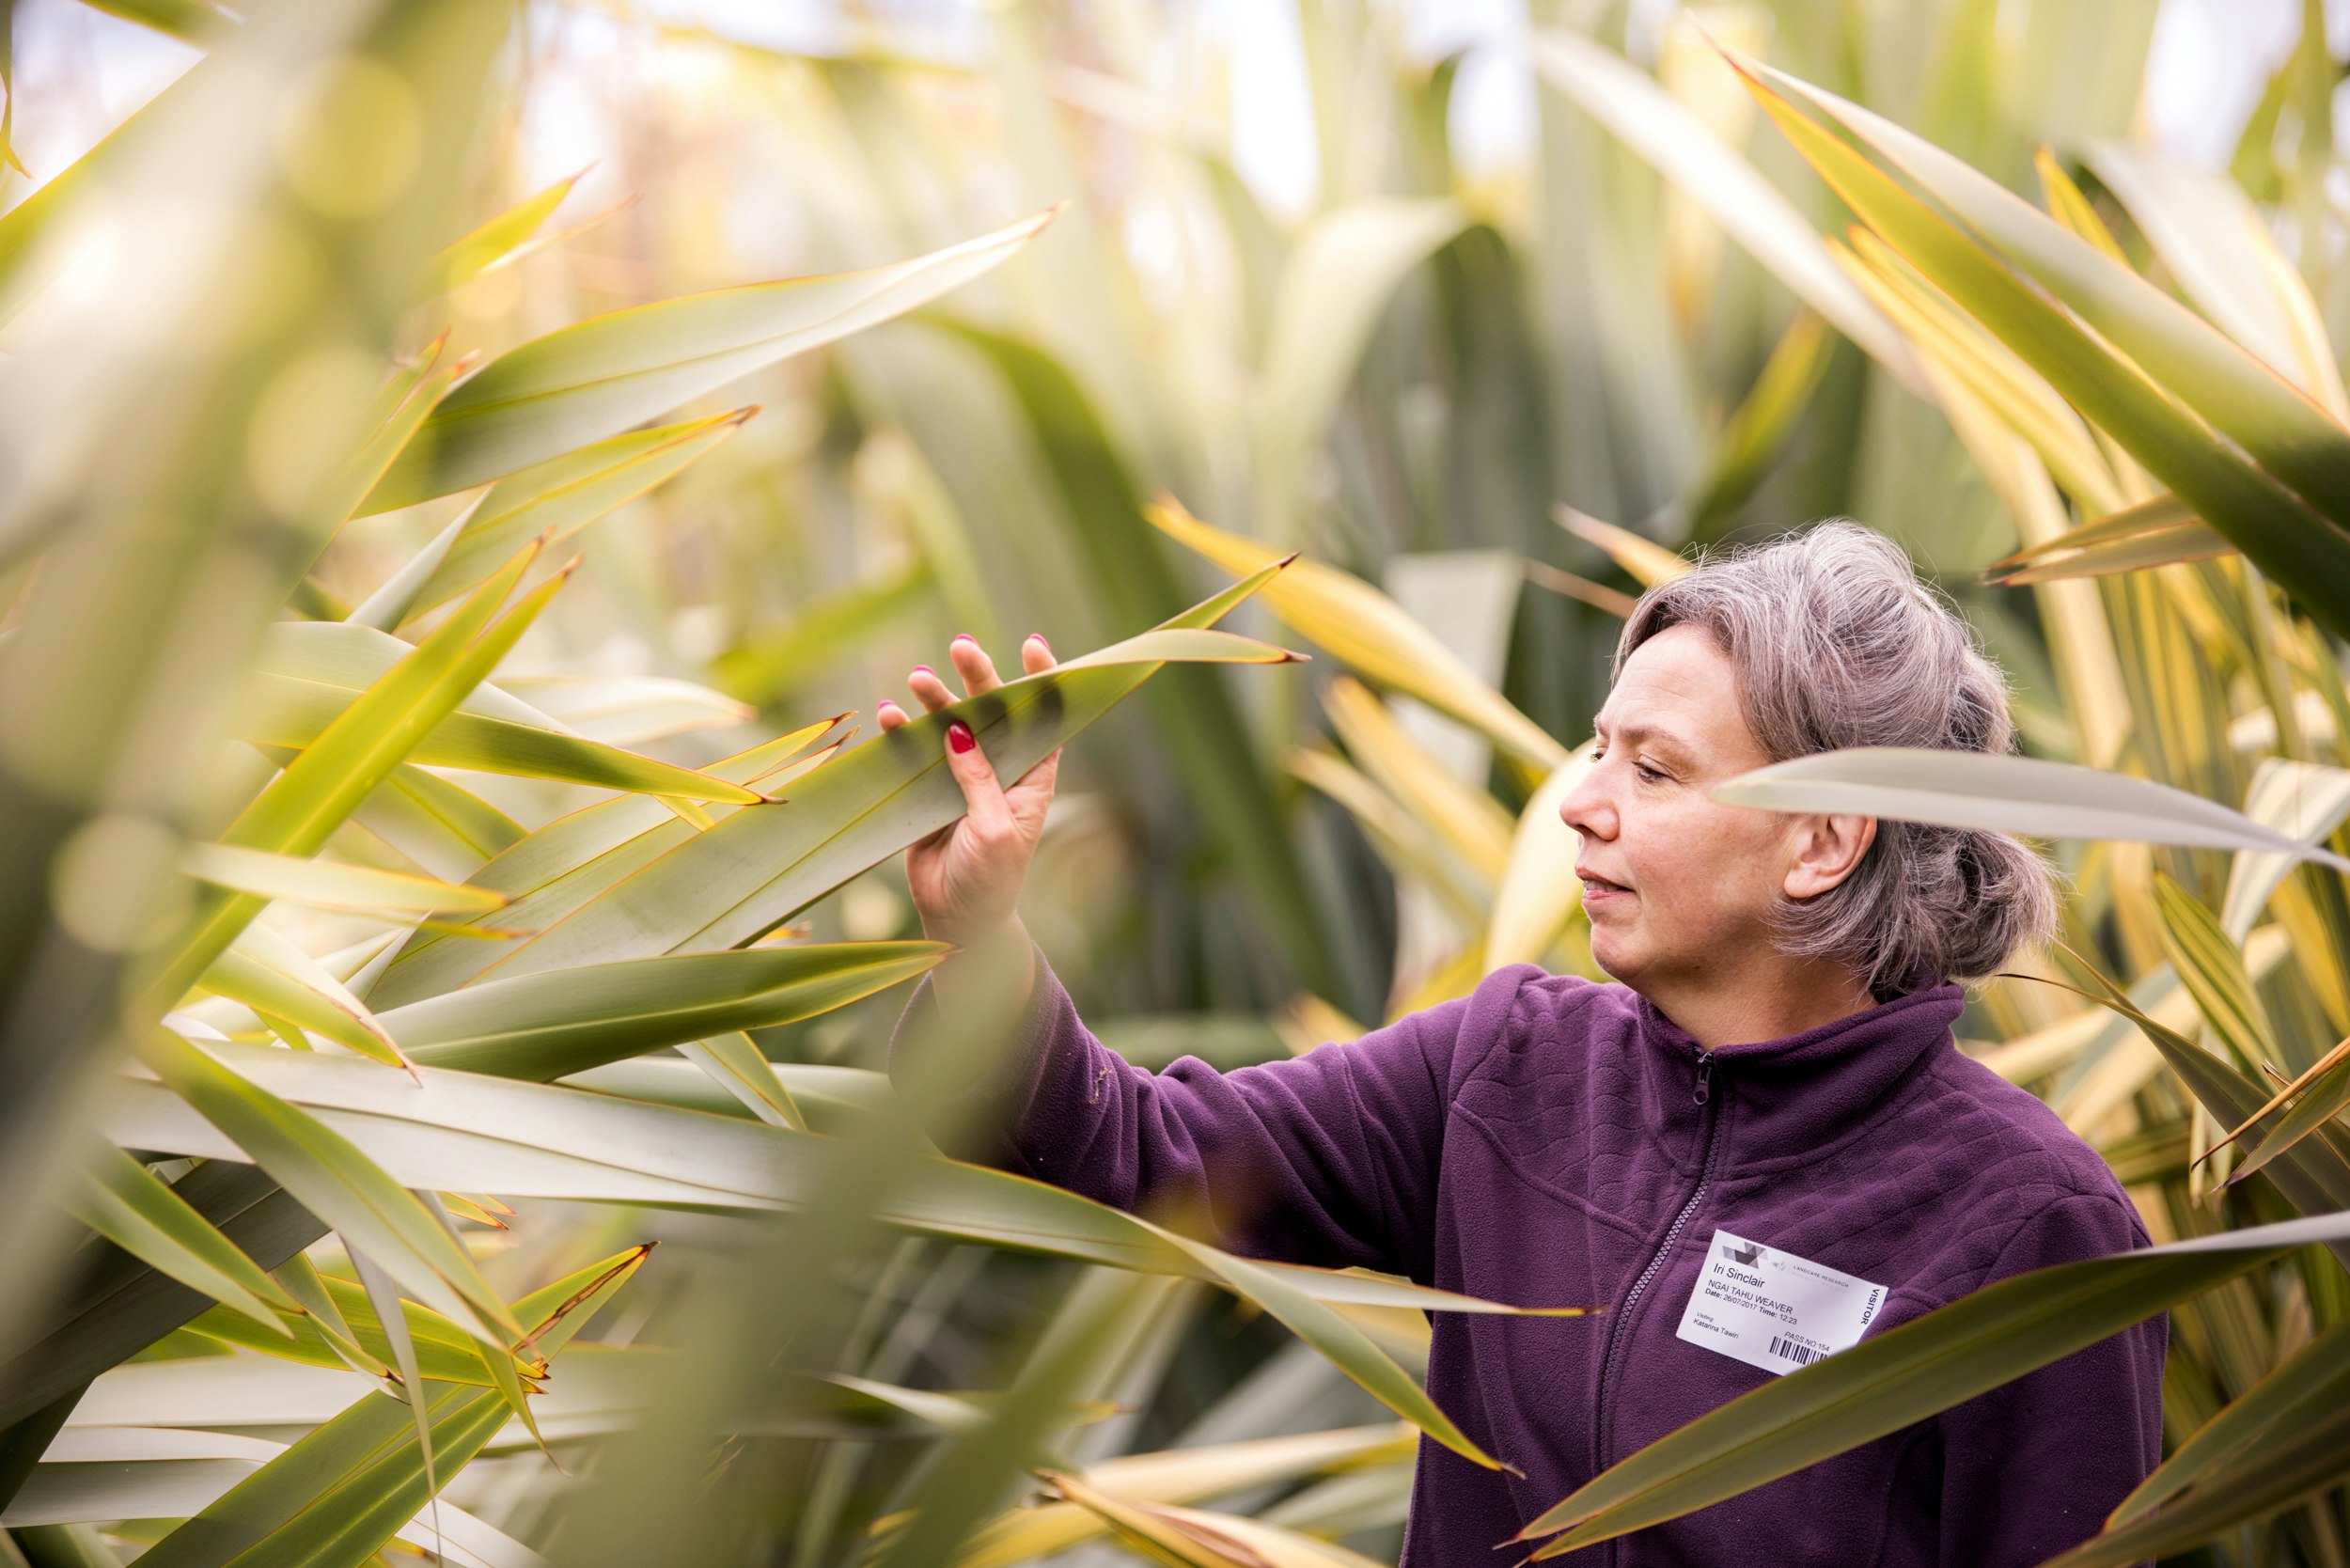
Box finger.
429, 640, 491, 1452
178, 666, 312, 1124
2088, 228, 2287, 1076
907, 664, 954, 714
1008, 637, 1061, 797
948, 633, 1003, 698
878, 698, 912, 732
944, 720, 1017, 839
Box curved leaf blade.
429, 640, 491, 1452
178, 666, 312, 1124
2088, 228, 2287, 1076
363, 210, 1059, 510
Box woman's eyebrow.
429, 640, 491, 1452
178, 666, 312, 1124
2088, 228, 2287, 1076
1598, 718, 1690, 760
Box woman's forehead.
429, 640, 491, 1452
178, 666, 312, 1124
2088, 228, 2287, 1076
1597, 629, 1755, 752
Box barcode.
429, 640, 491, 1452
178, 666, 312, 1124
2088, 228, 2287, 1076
1770, 1336, 1822, 1366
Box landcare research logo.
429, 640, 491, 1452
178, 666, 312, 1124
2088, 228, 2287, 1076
1721, 1240, 1762, 1266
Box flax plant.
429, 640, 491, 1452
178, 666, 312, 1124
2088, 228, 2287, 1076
7, 1, 2350, 1565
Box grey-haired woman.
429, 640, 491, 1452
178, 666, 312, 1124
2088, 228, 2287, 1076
881, 521, 2164, 1566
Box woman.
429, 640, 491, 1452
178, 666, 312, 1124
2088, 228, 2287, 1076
878, 522, 2165, 1566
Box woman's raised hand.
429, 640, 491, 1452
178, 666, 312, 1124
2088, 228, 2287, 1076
876, 633, 1060, 948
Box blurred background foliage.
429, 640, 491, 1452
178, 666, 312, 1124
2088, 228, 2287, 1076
8, 0, 2350, 1563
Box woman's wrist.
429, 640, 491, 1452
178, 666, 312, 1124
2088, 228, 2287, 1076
928, 917, 1037, 1022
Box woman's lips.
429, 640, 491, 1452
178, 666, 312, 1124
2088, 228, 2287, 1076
1577, 870, 1631, 903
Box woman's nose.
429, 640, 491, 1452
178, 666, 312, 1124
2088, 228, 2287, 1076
1559, 770, 1613, 840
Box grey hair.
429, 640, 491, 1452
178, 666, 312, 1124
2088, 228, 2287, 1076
1615, 520, 2057, 999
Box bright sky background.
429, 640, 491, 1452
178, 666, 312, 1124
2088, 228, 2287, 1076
4, 0, 2343, 226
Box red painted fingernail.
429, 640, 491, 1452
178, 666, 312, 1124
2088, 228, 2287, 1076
1030, 632, 1050, 649
912, 665, 933, 677
948, 722, 976, 754
952, 633, 975, 645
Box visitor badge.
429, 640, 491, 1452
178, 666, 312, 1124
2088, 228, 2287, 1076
1674, 1228, 1886, 1376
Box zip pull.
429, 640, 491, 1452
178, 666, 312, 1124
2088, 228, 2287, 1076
1693, 1048, 1716, 1106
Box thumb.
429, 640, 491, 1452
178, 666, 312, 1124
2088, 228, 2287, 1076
944, 719, 1016, 838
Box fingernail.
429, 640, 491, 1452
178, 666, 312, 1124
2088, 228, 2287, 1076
952, 632, 975, 643
1029, 632, 1050, 649
948, 721, 976, 754
912, 665, 933, 677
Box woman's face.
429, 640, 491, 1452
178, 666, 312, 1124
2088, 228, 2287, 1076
1559, 624, 1867, 993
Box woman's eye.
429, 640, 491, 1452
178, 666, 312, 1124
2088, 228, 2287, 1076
1634, 761, 1667, 783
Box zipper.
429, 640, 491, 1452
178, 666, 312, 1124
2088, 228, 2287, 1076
1592, 1044, 1723, 1554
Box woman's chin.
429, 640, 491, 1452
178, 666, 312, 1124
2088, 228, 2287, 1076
1585, 929, 1642, 983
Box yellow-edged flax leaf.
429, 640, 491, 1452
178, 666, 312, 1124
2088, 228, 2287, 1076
1037, 1469, 1389, 1568
1485, 745, 1599, 973
70, 1146, 303, 1340
2152, 870, 2277, 1071
956, 1426, 1412, 1567
196, 926, 405, 1069
2082, 140, 2350, 419
151, 540, 553, 1007
1714, 747, 2350, 869
368, 717, 851, 1007
2032, 146, 2130, 263
243, 619, 763, 804
1320, 677, 1514, 880
378, 942, 948, 1082
1679, 311, 1834, 542
1983, 493, 2232, 584
2222, 760, 2350, 941
1831, 228, 2122, 515
469, 603, 1310, 980
426, 170, 581, 297
1736, 58, 2350, 640
322, 345, 475, 532
400, 408, 752, 620
353, 762, 526, 883
1525, 561, 1639, 618
435, 1192, 510, 1230
494, 672, 750, 747
100, 1041, 1590, 1329
872, 1271, 1158, 1568
1148, 499, 1568, 778
1525, 29, 1924, 391
1761, 60, 2350, 529
76, 0, 232, 41
184, 843, 508, 918
1165, 1234, 1513, 1474
133, 1247, 648, 1568
678, 1030, 806, 1131
1517, 1209, 2350, 1554
0, 43, 194, 295
135, 1029, 526, 1356
2027, 954, 2350, 1219
2108, 1313, 2350, 1527
351, 338, 446, 477
344, 509, 472, 633
1286, 746, 1496, 931
2217, 1034, 2350, 1190
270, 1251, 394, 1386
187, 1269, 540, 1388
348, 1247, 440, 1534
1552, 504, 1690, 588
362, 210, 1060, 510
932, 319, 1348, 1004
2042, 1362, 2350, 1564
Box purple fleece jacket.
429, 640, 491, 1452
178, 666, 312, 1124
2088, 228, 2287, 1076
894, 952, 2166, 1566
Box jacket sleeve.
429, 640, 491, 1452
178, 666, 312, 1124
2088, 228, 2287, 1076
886, 941, 1485, 1278
1935, 1192, 2169, 1568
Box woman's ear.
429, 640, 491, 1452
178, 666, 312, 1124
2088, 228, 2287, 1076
1783, 813, 1876, 901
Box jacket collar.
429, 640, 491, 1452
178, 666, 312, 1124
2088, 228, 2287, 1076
1632, 982, 1968, 1164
